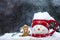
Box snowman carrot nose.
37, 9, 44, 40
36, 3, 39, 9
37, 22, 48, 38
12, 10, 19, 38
37, 28, 40, 30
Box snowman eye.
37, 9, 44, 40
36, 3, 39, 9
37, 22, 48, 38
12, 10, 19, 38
36, 26, 38, 28
40, 26, 41, 28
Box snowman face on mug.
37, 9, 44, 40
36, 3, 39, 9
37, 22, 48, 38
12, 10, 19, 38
32, 25, 49, 34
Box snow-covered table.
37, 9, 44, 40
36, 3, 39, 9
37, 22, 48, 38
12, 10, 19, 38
0, 32, 60, 40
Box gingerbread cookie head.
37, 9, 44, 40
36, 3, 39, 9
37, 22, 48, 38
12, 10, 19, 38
22, 24, 29, 33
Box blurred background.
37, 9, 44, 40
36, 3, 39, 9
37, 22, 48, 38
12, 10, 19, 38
0, 0, 60, 35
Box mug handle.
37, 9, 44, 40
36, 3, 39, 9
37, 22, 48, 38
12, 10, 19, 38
48, 20, 58, 36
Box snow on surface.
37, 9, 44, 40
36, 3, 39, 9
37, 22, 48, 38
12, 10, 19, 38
33, 12, 55, 20
0, 30, 60, 40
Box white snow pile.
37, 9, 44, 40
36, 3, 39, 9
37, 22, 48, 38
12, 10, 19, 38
33, 12, 55, 20
0, 29, 60, 40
